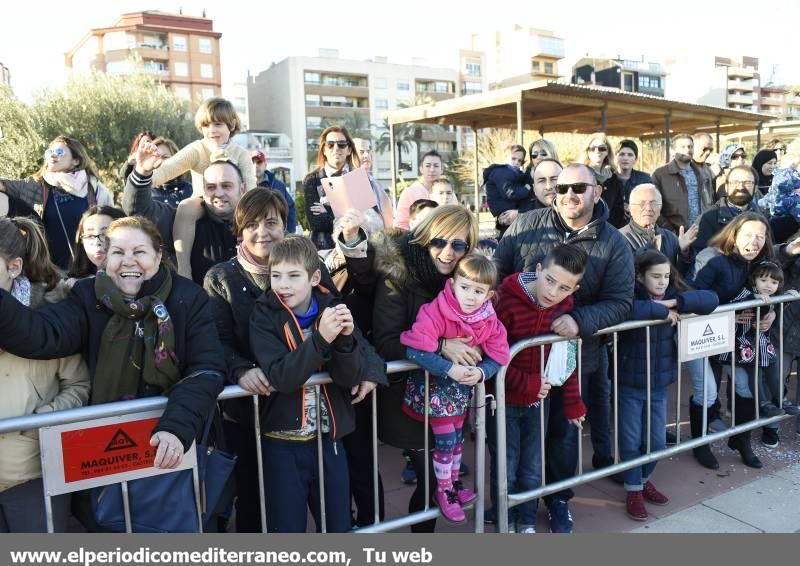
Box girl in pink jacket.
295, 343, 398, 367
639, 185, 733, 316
400, 253, 510, 523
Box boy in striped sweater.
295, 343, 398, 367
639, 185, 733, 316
487, 244, 588, 533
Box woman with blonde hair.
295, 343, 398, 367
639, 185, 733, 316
0, 136, 113, 269
371, 204, 480, 532
0, 216, 89, 532
581, 132, 626, 228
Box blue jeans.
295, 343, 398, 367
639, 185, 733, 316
406, 347, 502, 381
261, 434, 351, 533
583, 347, 611, 460
486, 401, 548, 528
543, 386, 580, 505
619, 386, 667, 491
685, 357, 717, 407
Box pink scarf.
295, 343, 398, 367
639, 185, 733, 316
236, 244, 270, 275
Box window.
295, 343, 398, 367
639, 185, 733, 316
374, 77, 387, 89
199, 38, 212, 54
142, 35, 162, 49
375, 98, 389, 109
531, 60, 541, 72
200, 64, 214, 79
304, 72, 321, 84
462, 82, 482, 95
174, 62, 188, 77
465, 63, 481, 77
173, 35, 187, 51
306, 116, 322, 128
174, 86, 191, 99
638, 75, 661, 89
106, 60, 131, 75
434, 81, 451, 93
202, 88, 215, 100
544, 62, 554, 74
305, 94, 320, 107
397, 79, 410, 91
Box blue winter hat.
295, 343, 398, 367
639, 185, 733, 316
719, 143, 745, 170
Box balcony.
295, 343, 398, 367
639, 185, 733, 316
727, 78, 754, 91
727, 66, 755, 79
760, 97, 783, 107
728, 92, 756, 105
304, 83, 369, 99
531, 36, 565, 59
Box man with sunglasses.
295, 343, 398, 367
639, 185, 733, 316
652, 134, 715, 234
692, 133, 720, 191
495, 163, 633, 533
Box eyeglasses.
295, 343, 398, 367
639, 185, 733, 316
702, 147, 714, 153
45, 148, 66, 158
588, 146, 608, 153
556, 182, 594, 195
731, 152, 747, 160
775, 147, 787, 153
324, 141, 349, 149
630, 200, 661, 208
530, 151, 548, 159
728, 180, 755, 189
81, 233, 107, 245
429, 237, 469, 253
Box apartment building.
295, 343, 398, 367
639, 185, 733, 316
248, 50, 459, 186
572, 57, 667, 97
461, 26, 565, 92
65, 10, 222, 109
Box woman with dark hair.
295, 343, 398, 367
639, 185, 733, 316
0, 136, 114, 269
67, 205, 126, 282
751, 149, 778, 197
687, 212, 800, 469
0, 215, 226, 530
0, 217, 89, 532
372, 204, 480, 532
580, 132, 626, 228
303, 126, 360, 253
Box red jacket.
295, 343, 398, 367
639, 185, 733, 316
493, 272, 586, 419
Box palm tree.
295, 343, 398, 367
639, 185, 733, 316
320, 110, 373, 139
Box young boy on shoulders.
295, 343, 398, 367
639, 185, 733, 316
248, 235, 384, 533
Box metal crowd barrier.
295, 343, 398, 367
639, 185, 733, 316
493, 293, 800, 533
0, 294, 797, 533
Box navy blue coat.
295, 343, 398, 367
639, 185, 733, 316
690, 247, 751, 304
620, 283, 719, 389
483, 164, 531, 217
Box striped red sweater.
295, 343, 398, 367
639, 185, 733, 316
492, 272, 586, 419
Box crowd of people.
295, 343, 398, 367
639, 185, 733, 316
1, 95, 800, 534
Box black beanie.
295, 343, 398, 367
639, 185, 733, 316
618, 139, 639, 159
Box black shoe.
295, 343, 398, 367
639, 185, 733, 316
689, 398, 719, 470
761, 428, 780, 449
665, 430, 678, 445
728, 434, 763, 468
759, 404, 785, 418
459, 462, 470, 477
609, 472, 624, 485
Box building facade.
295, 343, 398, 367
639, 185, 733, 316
65, 10, 222, 109
572, 57, 666, 97
248, 51, 459, 186
0, 62, 10, 87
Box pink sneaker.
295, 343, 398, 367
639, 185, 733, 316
435, 489, 466, 524
453, 480, 477, 505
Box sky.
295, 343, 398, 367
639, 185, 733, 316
2, 0, 799, 102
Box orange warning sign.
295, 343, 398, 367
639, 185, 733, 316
60, 418, 160, 483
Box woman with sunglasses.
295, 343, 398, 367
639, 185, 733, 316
303, 126, 360, 254
581, 133, 626, 229
372, 204, 479, 532
0, 136, 113, 270
716, 144, 748, 198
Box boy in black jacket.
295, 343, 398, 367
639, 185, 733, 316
249, 235, 378, 532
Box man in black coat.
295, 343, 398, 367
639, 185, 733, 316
123, 145, 244, 285
494, 163, 633, 533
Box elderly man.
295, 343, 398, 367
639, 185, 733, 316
495, 163, 633, 533
652, 134, 715, 234
124, 144, 245, 284
620, 184, 697, 273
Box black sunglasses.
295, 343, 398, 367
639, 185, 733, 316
429, 237, 469, 253
731, 152, 747, 159
530, 150, 548, 159
325, 141, 349, 149
556, 182, 594, 195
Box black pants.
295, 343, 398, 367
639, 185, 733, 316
405, 448, 438, 533
342, 401, 385, 527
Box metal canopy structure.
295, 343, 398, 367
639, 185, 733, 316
385, 81, 774, 210
387, 81, 771, 139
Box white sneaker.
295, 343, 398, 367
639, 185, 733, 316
519, 526, 536, 534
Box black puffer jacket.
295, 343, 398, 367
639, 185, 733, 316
494, 201, 634, 372
483, 163, 531, 217
0, 270, 225, 451
303, 168, 336, 251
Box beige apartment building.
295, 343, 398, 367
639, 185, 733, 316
65, 11, 222, 109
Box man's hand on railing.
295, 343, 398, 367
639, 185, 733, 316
351, 381, 377, 404
238, 367, 275, 396
150, 431, 185, 469
441, 337, 482, 366
551, 314, 579, 337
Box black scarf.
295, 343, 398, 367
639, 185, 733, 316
404, 240, 448, 295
